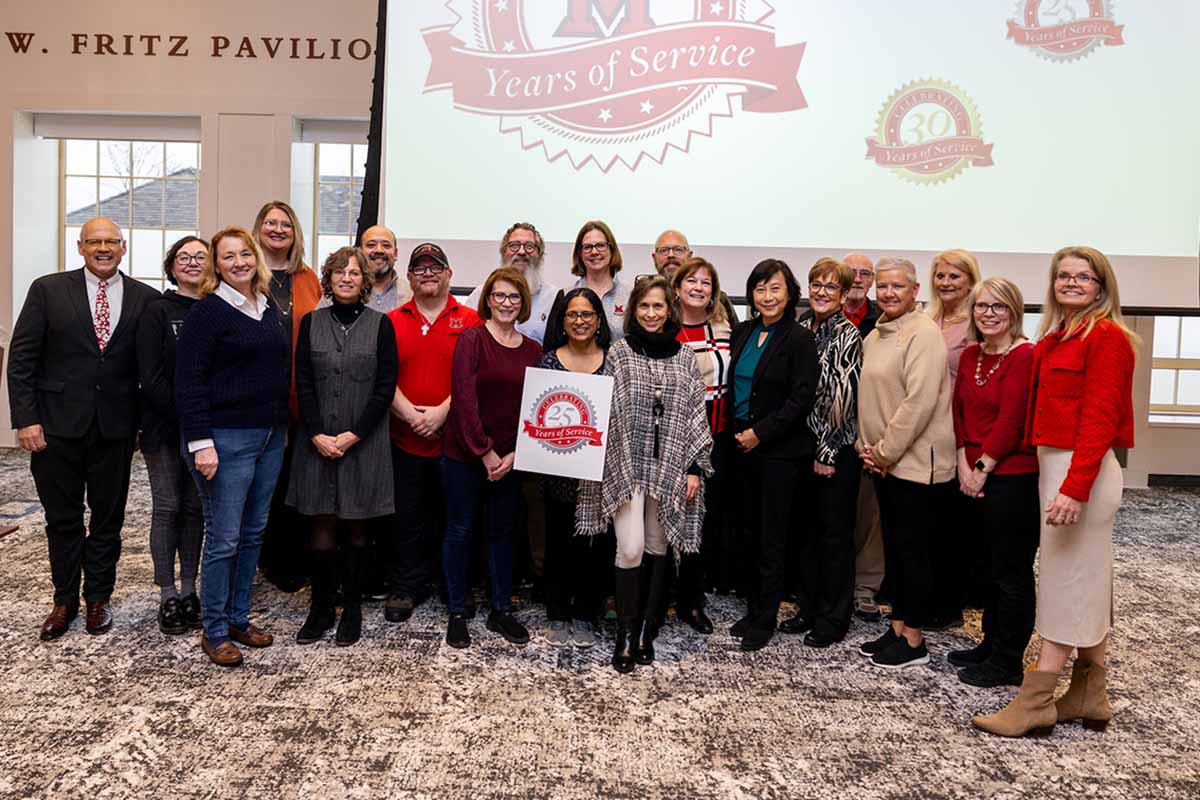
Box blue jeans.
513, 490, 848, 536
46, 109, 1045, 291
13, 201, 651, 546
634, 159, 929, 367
187, 427, 286, 644
440, 457, 519, 615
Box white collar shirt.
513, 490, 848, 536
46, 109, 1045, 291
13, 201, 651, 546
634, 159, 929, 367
215, 280, 270, 321
83, 268, 125, 332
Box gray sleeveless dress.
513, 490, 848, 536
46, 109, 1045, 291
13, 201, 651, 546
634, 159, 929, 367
286, 306, 394, 519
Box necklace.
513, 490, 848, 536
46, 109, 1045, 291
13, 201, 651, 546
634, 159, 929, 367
974, 342, 1015, 386
335, 308, 365, 338
267, 271, 293, 316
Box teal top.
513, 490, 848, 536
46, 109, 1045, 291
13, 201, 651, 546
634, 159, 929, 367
732, 319, 777, 420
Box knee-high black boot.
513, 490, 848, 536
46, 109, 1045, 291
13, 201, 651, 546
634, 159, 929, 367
612, 566, 641, 674
337, 546, 364, 647
636, 554, 669, 665
297, 550, 337, 644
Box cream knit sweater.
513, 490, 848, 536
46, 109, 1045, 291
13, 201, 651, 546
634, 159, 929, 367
856, 308, 956, 485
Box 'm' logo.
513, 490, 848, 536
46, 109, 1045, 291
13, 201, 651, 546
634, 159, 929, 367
556, 0, 655, 38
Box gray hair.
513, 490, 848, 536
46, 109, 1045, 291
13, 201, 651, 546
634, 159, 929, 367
874, 256, 918, 285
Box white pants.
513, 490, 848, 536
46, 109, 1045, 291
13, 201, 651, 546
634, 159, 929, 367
613, 488, 667, 568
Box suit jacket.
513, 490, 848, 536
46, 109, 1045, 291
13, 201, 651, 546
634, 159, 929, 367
7, 268, 160, 439
726, 315, 819, 461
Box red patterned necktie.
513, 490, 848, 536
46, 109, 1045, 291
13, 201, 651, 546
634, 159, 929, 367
94, 278, 111, 352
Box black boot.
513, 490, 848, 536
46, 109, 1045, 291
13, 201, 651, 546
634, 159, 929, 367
297, 552, 336, 645
612, 566, 641, 674
636, 554, 669, 665
336, 546, 364, 647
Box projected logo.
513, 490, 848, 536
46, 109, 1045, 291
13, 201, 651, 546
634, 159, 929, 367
1006, 0, 1125, 62
421, 1, 807, 172
865, 80, 994, 186
523, 386, 604, 454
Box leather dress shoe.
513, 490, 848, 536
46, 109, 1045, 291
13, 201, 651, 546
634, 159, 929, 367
228, 623, 273, 648
803, 630, 840, 648
729, 613, 754, 639
158, 597, 188, 635
384, 593, 416, 623
740, 625, 775, 652
179, 594, 203, 630
85, 601, 113, 635
39, 602, 79, 641
201, 636, 244, 667
679, 607, 714, 635
778, 615, 813, 635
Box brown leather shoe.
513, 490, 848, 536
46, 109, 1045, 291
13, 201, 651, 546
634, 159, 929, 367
39, 602, 79, 641
228, 623, 273, 648
201, 636, 244, 667
85, 601, 114, 635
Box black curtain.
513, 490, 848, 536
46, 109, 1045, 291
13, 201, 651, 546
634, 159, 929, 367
355, 0, 388, 244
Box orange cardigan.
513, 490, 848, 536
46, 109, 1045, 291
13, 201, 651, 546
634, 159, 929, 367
289, 266, 323, 421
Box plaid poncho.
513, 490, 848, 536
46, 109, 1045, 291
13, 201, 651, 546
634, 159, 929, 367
575, 338, 714, 554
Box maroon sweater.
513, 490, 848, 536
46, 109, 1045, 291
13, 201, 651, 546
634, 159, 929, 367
952, 341, 1038, 475
443, 324, 541, 463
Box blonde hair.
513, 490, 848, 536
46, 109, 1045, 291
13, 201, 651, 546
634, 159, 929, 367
252, 201, 307, 275
1038, 246, 1140, 345
927, 249, 981, 321
202, 227, 272, 298
965, 277, 1026, 343
671, 257, 727, 325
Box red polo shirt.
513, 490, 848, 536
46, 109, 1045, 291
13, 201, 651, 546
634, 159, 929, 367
387, 296, 480, 457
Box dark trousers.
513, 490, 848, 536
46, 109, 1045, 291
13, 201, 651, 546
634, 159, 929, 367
804, 446, 861, 638
258, 425, 307, 587
388, 446, 444, 600
143, 446, 204, 592
700, 432, 741, 594
543, 490, 606, 623
874, 474, 934, 629
976, 472, 1040, 671
30, 423, 135, 606
736, 439, 806, 629
441, 458, 519, 615
929, 480, 971, 619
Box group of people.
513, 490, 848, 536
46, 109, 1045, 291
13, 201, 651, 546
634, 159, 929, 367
8, 204, 1136, 739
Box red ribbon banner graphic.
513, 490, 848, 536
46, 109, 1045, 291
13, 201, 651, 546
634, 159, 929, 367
1006, 18, 1125, 47
522, 421, 604, 447
423, 22, 806, 115
865, 136, 995, 169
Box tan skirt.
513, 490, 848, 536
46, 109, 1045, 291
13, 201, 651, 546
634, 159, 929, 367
1035, 446, 1123, 648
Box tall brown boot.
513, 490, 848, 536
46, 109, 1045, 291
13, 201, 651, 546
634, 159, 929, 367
1056, 660, 1112, 731
972, 670, 1059, 738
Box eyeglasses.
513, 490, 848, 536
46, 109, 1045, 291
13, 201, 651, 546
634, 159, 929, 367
655, 245, 689, 256
506, 241, 539, 254
581, 242, 610, 253
808, 281, 842, 296
262, 219, 294, 231
564, 310, 597, 322
83, 238, 123, 247
175, 253, 208, 266
1054, 272, 1099, 286
409, 264, 447, 276
490, 291, 522, 306
332, 267, 363, 278
973, 302, 1010, 316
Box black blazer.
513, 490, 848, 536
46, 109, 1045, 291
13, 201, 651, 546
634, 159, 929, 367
726, 315, 818, 461
8, 268, 160, 439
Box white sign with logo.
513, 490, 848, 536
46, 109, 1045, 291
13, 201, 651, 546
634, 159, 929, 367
514, 367, 614, 482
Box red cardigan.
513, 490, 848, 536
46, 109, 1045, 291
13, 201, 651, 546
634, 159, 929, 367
1025, 319, 1135, 501
953, 342, 1037, 475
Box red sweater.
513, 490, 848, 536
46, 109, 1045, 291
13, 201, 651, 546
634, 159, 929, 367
953, 342, 1037, 475
1026, 319, 1135, 501
442, 324, 541, 463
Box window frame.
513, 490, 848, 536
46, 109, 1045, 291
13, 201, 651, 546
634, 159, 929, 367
1150, 316, 1200, 413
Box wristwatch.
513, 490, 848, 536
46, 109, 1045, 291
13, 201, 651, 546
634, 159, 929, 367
974, 459, 989, 473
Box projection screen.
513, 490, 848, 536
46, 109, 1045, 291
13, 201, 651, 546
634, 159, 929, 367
382, 1, 1200, 309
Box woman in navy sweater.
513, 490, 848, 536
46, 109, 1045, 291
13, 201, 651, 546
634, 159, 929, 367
175, 226, 291, 668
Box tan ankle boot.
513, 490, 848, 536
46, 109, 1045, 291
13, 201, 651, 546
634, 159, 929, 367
1056, 660, 1113, 731
972, 670, 1059, 738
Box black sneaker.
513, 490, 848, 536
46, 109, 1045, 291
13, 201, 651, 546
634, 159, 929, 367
158, 597, 188, 635
486, 610, 530, 645
948, 642, 992, 668
179, 594, 202, 630
870, 637, 930, 670
858, 627, 899, 657
446, 614, 470, 649
958, 662, 1023, 688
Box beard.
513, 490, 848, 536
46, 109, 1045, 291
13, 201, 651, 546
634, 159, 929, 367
371, 255, 395, 281
504, 252, 544, 295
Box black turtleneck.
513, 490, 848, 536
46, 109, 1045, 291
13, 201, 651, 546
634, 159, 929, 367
295, 299, 398, 439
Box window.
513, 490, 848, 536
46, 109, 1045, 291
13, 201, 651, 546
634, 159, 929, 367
1151, 316, 1200, 414
313, 143, 366, 267
62, 139, 201, 292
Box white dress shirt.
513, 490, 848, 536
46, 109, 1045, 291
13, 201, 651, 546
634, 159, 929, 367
83, 268, 124, 332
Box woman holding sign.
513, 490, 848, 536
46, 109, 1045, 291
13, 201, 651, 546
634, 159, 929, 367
537, 288, 613, 649
577, 276, 712, 674
441, 267, 541, 650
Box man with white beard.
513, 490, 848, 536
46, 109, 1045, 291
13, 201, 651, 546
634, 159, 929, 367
466, 223, 560, 345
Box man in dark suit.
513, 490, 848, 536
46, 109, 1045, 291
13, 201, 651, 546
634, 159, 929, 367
8, 217, 160, 640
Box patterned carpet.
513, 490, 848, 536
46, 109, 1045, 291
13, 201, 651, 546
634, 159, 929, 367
0, 449, 1198, 799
